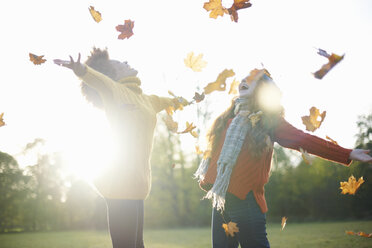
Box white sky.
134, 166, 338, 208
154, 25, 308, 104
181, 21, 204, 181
0, 0, 371, 177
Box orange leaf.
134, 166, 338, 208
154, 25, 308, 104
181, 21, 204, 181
313, 49, 344, 79
193, 92, 205, 103
301, 106, 326, 132
300, 147, 314, 165
228, 78, 240, 95
222, 221, 239, 237
178, 122, 196, 134
88, 6, 102, 23
116, 20, 134, 39
184, 52, 207, 72
29, 53, 46, 65
203, 0, 228, 19
345, 230, 356, 236
227, 0, 252, 22
357, 231, 372, 238
0, 113, 5, 127
326, 135, 338, 145
281, 216, 288, 230
163, 114, 178, 133
340, 175, 364, 195
204, 69, 235, 95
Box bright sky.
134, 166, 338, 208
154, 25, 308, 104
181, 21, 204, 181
0, 0, 371, 179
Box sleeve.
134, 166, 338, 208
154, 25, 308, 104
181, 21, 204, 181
146, 95, 178, 113
78, 65, 139, 104
273, 118, 352, 166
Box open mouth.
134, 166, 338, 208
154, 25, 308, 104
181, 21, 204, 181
239, 83, 249, 91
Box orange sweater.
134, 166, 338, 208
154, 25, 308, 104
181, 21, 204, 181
200, 118, 352, 213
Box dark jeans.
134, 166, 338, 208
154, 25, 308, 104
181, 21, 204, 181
212, 192, 270, 248
106, 199, 145, 248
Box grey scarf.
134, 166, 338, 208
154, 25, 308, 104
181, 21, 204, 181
194, 98, 254, 211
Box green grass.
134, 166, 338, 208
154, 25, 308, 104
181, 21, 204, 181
0, 221, 371, 248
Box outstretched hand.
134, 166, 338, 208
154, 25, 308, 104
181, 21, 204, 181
349, 149, 372, 163
53, 53, 86, 77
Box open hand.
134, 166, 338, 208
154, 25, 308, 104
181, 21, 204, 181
349, 149, 372, 163
53, 53, 86, 77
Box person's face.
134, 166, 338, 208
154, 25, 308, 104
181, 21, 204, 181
239, 77, 258, 98
109, 60, 138, 80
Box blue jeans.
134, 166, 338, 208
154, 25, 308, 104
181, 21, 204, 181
212, 192, 270, 248
106, 199, 145, 248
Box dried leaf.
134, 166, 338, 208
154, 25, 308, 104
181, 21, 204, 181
195, 145, 203, 155
313, 49, 344, 79
190, 130, 199, 138
184, 52, 207, 72
178, 122, 196, 134
300, 147, 314, 165
116, 20, 134, 39
171, 163, 176, 169
193, 92, 205, 103
301, 106, 326, 132
340, 175, 364, 195
357, 231, 372, 238
204, 69, 235, 95
222, 221, 239, 237
203, 0, 228, 19
281, 217, 288, 230
163, 114, 178, 133
0, 113, 5, 127
88, 6, 102, 23
165, 106, 175, 116
29, 53, 46, 65
227, 0, 252, 22
326, 135, 338, 145
249, 111, 263, 127
228, 78, 240, 95
345, 230, 356, 236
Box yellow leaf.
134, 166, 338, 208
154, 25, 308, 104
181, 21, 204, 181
163, 114, 178, 133
0, 113, 5, 127
340, 175, 364, 195
190, 130, 199, 138
228, 78, 240, 95
222, 221, 239, 237
203, 0, 228, 19
301, 106, 326, 132
204, 69, 235, 95
326, 135, 338, 145
357, 231, 372, 238
195, 146, 203, 155
184, 52, 207, 72
166, 106, 175, 116
178, 122, 196, 134
300, 147, 314, 165
281, 216, 288, 230
248, 111, 263, 127
88, 6, 102, 23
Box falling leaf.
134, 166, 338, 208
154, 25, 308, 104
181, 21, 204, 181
227, 0, 252, 22
357, 231, 372, 238
195, 145, 203, 155
340, 175, 364, 195
222, 221, 239, 237
301, 106, 326, 132
116, 19, 134, 39
165, 106, 175, 116
300, 147, 314, 165
345, 230, 356, 236
184, 52, 207, 72
163, 114, 178, 133
326, 135, 338, 145
204, 69, 235, 95
190, 130, 199, 138
203, 0, 228, 19
281, 217, 288, 230
29, 53, 46, 65
88, 6, 102, 23
193, 92, 205, 103
228, 78, 240, 95
313, 49, 344, 79
178, 122, 196, 134
171, 163, 176, 169
248, 111, 263, 127
0, 113, 5, 127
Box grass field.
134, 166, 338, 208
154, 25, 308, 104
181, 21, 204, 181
0, 221, 371, 248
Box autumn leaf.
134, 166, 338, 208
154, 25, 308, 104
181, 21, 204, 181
228, 78, 240, 95
29, 53, 46, 65
204, 69, 235, 95
357, 231, 372, 238
227, 0, 252, 22
248, 111, 263, 127
184, 52, 207, 72
195, 145, 203, 155
340, 175, 364, 195
313, 49, 344, 79
301, 106, 326, 132
281, 217, 288, 230
163, 114, 178, 133
88, 6, 102, 23
116, 19, 134, 39
345, 230, 356, 236
190, 130, 199, 138
300, 147, 314, 165
0, 113, 5, 127
222, 221, 239, 237
178, 122, 196, 135
326, 135, 338, 145
193, 92, 205, 103
204, 0, 228, 19
171, 163, 176, 169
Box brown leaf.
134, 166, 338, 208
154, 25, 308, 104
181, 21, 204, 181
281, 216, 288, 230
88, 6, 102, 23
29, 53, 46, 65
116, 20, 134, 39
227, 0, 252, 22
193, 92, 205, 103
301, 106, 326, 132
203, 0, 228, 19
313, 49, 344, 79
222, 221, 239, 237
0, 113, 5, 127
204, 69, 235, 95
340, 175, 364, 195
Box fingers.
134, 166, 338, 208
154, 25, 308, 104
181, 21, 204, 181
69, 55, 74, 63
77, 53, 81, 63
